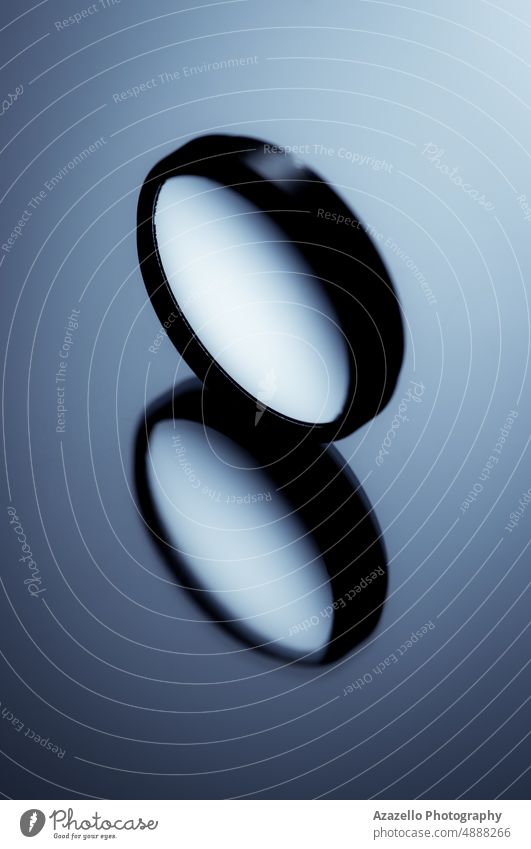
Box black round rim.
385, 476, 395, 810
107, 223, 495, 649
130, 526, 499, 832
137, 133, 404, 441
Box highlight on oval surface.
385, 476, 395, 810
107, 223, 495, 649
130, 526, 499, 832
154, 175, 351, 426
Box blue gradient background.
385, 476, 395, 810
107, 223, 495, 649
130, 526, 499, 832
0, 0, 529, 799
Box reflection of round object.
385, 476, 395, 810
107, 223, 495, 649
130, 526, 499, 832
137, 134, 404, 440
135, 382, 388, 664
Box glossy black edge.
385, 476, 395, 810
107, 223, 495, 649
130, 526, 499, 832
134, 381, 388, 665
136, 133, 405, 441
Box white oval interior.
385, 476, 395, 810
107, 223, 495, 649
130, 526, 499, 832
154, 175, 351, 424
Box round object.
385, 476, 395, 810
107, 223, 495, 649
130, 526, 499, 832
137, 134, 404, 440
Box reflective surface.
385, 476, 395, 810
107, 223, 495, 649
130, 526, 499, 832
5, 0, 530, 800
136, 383, 388, 664
147, 417, 334, 660
154, 175, 351, 425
